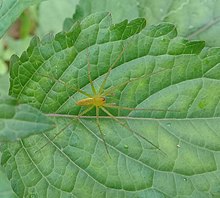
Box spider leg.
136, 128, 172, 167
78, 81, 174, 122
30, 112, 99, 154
35, 105, 94, 153
86, 48, 97, 95
100, 106, 167, 156
96, 106, 111, 157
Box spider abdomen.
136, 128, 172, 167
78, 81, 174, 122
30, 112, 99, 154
76, 97, 106, 107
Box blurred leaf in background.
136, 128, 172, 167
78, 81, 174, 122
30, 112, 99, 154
0, 40, 11, 75
139, 0, 220, 47
0, 6, 37, 96
0, 74, 9, 96
63, 0, 140, 31
66, 0, 220, 47
0, 0, 45, 38
37, 0, 79, 36
0, 96, 55, 142
0, 167, 17, 198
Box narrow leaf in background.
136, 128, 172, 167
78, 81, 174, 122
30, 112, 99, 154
0, 0, 46, 38
0, 96, 54, 141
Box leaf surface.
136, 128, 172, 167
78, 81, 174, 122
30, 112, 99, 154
2, 12, 220, 197
0, 167, 17, 198
0, 96, 54, 141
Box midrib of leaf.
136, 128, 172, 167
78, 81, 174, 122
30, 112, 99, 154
0, 96, 55, 141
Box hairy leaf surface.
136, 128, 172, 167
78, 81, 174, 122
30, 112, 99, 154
2, 12, 220, 198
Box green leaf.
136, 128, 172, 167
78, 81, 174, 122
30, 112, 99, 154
37, 0, 79, 36
0, 73, 9, 95
0, 167, 17, 198
138, 0, 220, 47
63, 0, 139, 31
68, 0, 220, 47
2, 12, 220, 197
75, 0, 139, 23
0, 0, 45, 38
0, 96, 55, 141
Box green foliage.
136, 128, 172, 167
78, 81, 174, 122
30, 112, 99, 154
37, 0, 79, 36
0, 74, 9, 95
66, 0, 220, 47
0, 167, 17, 198
0, 40, 11, 75
1, 12, 220, 197
0, 0, 45, 38
0, 96, 54, 141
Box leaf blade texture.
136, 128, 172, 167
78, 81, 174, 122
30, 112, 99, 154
2, 12, 220, 197
0, 96, 55, 141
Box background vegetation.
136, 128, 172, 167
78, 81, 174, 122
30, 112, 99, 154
0, 0, 220, 197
